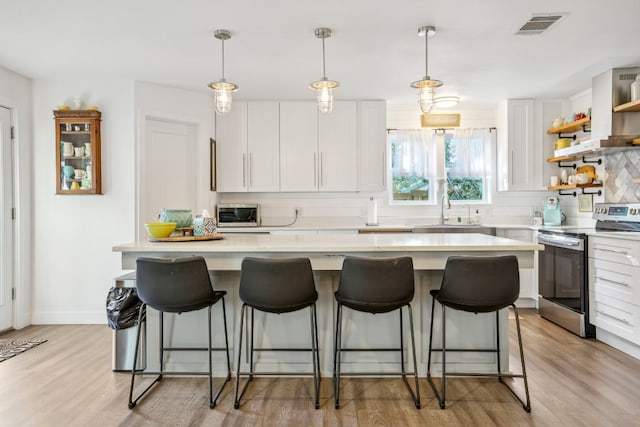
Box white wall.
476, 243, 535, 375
0, 66, 33, 328
31, 79, 135, 323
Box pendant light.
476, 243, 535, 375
309, 28, 339, 113
410, 26, 459, 113
208, 29, 238, 115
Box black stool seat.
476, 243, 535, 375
333, 256, 421, 409
128, 256, 231, 410
234, 257, 320, 409
427, 255, 531, 412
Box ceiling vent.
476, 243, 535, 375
516, 14, 566, 35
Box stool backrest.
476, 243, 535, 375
439, 255, 520, 312
239, 257, 317, 312
337, 256, 415, 308
136, 256, 215, 312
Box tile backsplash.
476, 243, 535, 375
605, 150, 640, 202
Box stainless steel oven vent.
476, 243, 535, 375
516, 14, 566, 35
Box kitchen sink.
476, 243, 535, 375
412, 224, 496, 235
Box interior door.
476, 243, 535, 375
139, 118, 197, 241
0, 106, 14, 331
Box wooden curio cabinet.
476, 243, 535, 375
54, 109, 102, 194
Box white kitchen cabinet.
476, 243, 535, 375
280, 101, 357, 192
216, 101, 280, 192
497, 228, 537, 307
589, 235, 640, 358
357, 100, 387, 191
497, 99, 535, 191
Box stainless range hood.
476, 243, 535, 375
591, 67, 640, 148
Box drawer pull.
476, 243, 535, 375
594, 276, 630, 287
597, 310, 631, 325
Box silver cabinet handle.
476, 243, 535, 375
597, 309, 631, 325
242, 153, 246, 188
320, 152, 324, 187
248, 153, 252, 188
594, 276, 630, 287
313, 152, 317, 188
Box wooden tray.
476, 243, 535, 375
149, 234, 225, 242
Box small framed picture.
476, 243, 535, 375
578, 194, 593, 212
210, 138, 216, 191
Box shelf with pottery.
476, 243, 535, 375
54, 109, 102, 195
613, 99, 640, 113
547, 117, 591, 136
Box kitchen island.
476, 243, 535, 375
113, 233, 543, 376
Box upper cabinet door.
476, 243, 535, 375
357, 100, 386, 192
318, 101, 358, 191
497, 99, 535, 191
247, 102, 280, 192
216, 101, 248, 192
280, 102, 318, 192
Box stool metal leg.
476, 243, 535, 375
309, 303, 320, 409
249, 308, 255, 381
496, 310, 502, 383
406, 304, 421, 409
234, 303, 247, 409
504, 305, 531, 412
129, 303, 161, 409
334, 302, 343, 409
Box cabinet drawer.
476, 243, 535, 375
589, 236, 640, 265
589, 291, 639, 344
589, 258, 640, 304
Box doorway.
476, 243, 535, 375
0, 106, 14, 332
139, 118, 197, 241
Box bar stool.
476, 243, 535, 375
333, 256, 421, 409
129, 256, 231, 409
427, 255, 531, 412
234, 257, 320, 409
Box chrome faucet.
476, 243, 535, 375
439, 191, 451, 225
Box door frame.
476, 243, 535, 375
0, 104, 15, 331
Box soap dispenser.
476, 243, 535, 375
366, 197, 378, 226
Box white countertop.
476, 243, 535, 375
114, 232, 543, 253
218, 223, 539, 233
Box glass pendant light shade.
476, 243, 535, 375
208, 29, 238, 116
309, 28, 339, 113
209, 80, 237, 115
410, 26, 459, 113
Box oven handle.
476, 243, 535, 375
594, 276, 630, 287
537, 234, 584, 250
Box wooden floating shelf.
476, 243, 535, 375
613, 99, 640, 113
547, 117, 591, 135
548, 183, 602, 191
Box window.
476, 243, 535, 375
389, 128, 493, 205
389, 130, 435, 202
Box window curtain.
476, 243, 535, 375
391, 129, 433, 178
447, 128, 491, 178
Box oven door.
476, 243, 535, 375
538, 233, 584, 312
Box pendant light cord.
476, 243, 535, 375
424, 31, 429, 79
322, 36, 327, 79
221, 39, 225, 80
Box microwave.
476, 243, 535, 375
217, 203, 260, 227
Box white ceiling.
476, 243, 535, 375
2, 0, 639, 108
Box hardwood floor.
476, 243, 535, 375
1, 309, 639, 426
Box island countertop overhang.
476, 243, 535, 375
113, 233, 543, 271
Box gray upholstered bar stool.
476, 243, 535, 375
234, 257, 320, 409
129, 256, 231, 409
427, 255, 531, 412
333, 256, 421, 409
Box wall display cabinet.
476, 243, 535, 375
54, 109, 102, 194
215, 101, 280, 192
280, 101, 357, 192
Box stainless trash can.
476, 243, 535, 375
112, 272, 146, 372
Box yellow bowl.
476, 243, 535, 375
58, 105, 70, 110
145, 222, 176, 238
554, 138, 571, 150
87, 105, 99, 111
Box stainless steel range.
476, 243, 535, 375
537, 203, 640, 338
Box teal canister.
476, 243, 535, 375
159, 209, 193, 228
